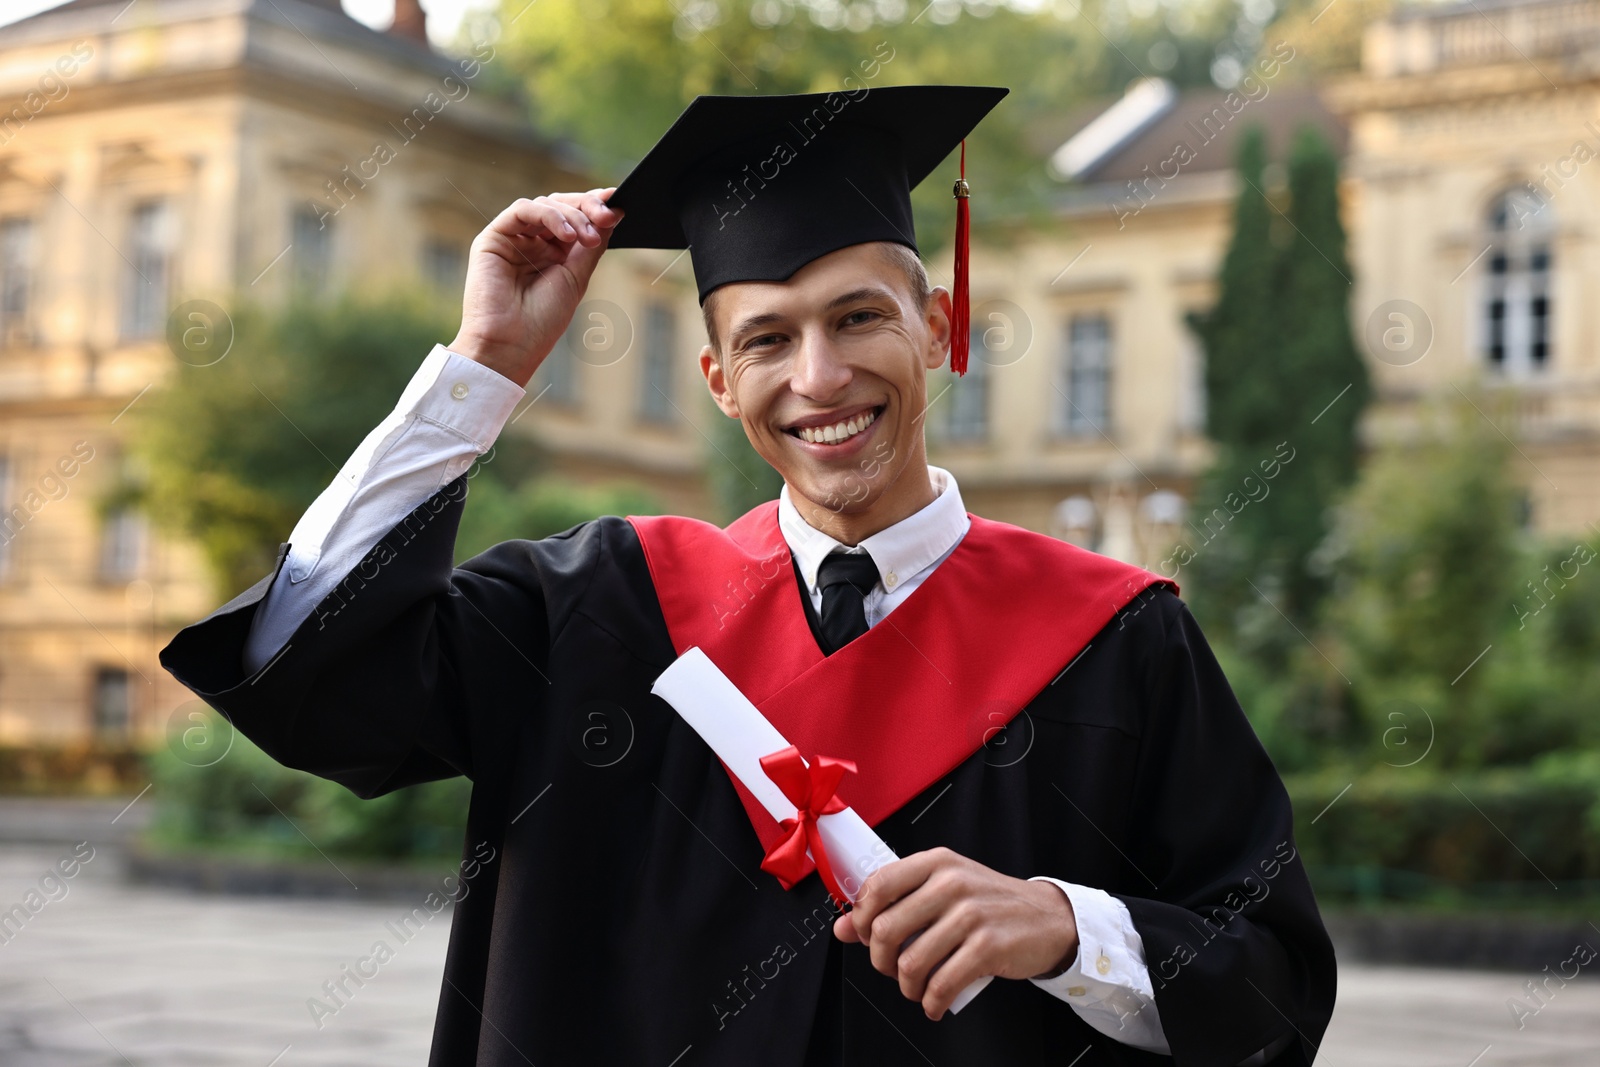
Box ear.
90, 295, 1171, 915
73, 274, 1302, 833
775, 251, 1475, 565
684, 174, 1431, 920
700, 344, 741, 417
924, 286, 954, 372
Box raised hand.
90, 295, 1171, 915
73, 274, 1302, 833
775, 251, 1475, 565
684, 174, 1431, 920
448, 188, 624, 387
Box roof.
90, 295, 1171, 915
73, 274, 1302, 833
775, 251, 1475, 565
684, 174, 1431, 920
0, 0, 573, 159
1049, 81, 1348, 186
11, 0, 341, 21
2, 0, 434, 71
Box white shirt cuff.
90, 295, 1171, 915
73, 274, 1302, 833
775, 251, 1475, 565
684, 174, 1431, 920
278, 344, 522, 586
406, 344, 528, 449
1027, 876, 1169, 1055
241, 345, 529, 674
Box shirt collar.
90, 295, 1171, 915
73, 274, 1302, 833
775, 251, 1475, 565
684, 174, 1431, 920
777, 465, 970, 594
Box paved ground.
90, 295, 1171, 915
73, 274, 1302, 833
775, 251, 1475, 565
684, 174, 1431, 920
1, 844, 1596, 1065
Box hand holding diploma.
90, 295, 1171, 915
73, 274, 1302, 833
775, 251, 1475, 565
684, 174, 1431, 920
831, 845, 1082, 1021
653, 647, 1078, 1018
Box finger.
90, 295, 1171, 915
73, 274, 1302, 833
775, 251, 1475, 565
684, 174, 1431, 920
489, 197, 585, 245
920, 937, 992, 1021
866, 873, 956, 958
832, 912, 861, 943
551, 189, 624, 231
540, 197, 602, 244
559, 216, 619, 287
893, 909, 972, 1003
480, 228, 565, 273
475, 233, 555, 275
853, 849, 949, 943
485, 200, 573, 252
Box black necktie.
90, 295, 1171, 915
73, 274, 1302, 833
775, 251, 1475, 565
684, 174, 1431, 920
816, 551, 879, 655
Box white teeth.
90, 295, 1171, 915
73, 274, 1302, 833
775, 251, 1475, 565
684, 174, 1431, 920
797, 407, 878, 444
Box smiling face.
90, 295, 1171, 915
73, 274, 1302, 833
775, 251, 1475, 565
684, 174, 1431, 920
699, 241, 953, 545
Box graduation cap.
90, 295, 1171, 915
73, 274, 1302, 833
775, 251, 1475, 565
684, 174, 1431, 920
605, 85, 1009, 375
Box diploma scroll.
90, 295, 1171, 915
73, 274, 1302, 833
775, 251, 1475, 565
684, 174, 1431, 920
651, 646, 993, 1014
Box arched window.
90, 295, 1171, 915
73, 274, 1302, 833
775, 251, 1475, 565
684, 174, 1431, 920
1483, 187, 1552, 379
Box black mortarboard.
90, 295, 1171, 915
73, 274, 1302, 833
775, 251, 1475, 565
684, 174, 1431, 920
605, 85, 1009, 374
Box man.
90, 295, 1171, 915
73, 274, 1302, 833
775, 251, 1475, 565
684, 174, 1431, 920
161, 86, 1335, 1065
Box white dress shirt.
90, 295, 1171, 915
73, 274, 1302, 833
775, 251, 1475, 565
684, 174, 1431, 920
240, 343, 1169, 1054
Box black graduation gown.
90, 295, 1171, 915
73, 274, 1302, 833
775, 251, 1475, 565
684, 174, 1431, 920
159, 476, 1336, 1067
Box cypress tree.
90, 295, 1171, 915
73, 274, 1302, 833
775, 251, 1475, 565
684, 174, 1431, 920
1190, 125, 1278, 450
1184, 123, 1369, 647
1271, 124, 1371, 618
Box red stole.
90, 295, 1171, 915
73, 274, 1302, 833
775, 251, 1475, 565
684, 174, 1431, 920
626, 502, 1174, 888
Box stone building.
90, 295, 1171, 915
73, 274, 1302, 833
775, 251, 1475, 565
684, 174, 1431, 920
1328, 0, 1600, 532
0, 0, 711, 745
932, 68, 1346, 563
4, 0, 1599, 745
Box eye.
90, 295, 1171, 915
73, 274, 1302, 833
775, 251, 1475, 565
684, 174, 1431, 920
742, 332, 785, 351
841, 309, 880, 327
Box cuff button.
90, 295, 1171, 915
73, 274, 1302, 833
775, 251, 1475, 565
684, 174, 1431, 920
1067, 986, 1087, 997
1095, 954, 1111, 975
451, 382, 470, 399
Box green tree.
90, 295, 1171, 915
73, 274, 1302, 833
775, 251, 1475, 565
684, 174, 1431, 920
1190, 126, 1275, 446
1267, 125, 1371, 613
1183, 125, 1282, 645
125, 291, 655, 597
489, 0, 1249, 255
1319, 396, 1527, 765
1184, 125, 1369, 649
126, 293, 463, 595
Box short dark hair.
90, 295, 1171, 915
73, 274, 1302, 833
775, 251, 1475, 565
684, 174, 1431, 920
702, 241, 932, 358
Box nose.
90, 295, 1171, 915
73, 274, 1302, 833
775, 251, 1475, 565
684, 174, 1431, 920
789, 328, 852, 401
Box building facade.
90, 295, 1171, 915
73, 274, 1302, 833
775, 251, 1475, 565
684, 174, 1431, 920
0, 0, 713, 745
3, 0, 1598, 745
1329, 0, 1600, 532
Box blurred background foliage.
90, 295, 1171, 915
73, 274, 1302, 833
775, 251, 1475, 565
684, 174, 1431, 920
489, 0, 1352, 251
123, 290, 659, 597
1181, 125, 1600, 907
145, 724, 471, 864
109, 0, 1598, 908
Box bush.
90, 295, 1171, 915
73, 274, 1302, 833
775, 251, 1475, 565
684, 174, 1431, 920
146, 714, 470, 863
1287, 763, 1600, 906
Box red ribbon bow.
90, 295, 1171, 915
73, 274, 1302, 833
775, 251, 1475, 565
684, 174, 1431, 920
757, 745, 857, 908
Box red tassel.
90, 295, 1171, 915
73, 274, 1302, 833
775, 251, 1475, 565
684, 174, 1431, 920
951, 140, 971, 376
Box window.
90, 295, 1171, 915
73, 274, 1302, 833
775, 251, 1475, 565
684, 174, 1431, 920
931, 328, 990, 443
423, 237, 466, 293
292, 205, 333, 293
0, 218, 33, 347
1177, 323, 1205, 433
1484, 187, 1552, 380
99, 508, 146, 582
92, 667, 131, 738
637, 303, 677, 423
122, 200, 174, 339
1056, 313, 1112, 437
